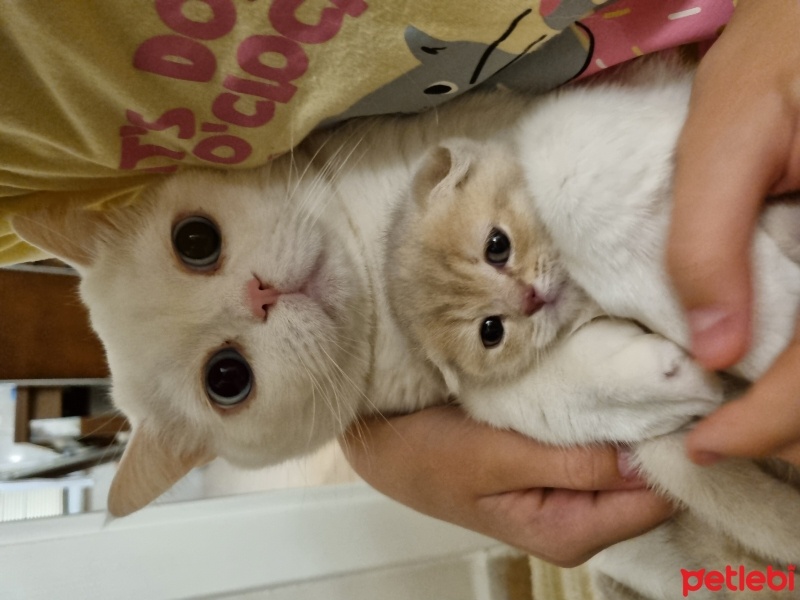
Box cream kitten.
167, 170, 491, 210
385, 65, 800, 598
386, 139, 726, 444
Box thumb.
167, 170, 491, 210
687, 319, 800, 464
668, 92, 787, 370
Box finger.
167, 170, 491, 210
687, 328, 800, 463
342, 406, 642, 499
479, 488, 674, 567
470, 433, 642, 494
669, 91, 788, 370
547, 489, 675, 566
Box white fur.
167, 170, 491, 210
503, 59, 800, 597
516, 62, 800, 379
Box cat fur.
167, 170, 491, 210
386, 59, 800, 599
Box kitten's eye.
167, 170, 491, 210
205, 348, 252, 407
480, 317, 504, 348
485, 228, 511, 266
173, 216, 221, 269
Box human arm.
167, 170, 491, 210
341, 405, 673, 567
667, 0, 800, 466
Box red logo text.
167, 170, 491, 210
682, 565, 796, 597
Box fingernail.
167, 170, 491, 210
617, 448, 639, 480
687, 307, 739, 367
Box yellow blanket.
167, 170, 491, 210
1, 0, 591, 264
1, 0, 732, 265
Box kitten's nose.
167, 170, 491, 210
246, 277, 281, 320
522, 285, 545, 316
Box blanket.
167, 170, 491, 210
0, 0, 730, 265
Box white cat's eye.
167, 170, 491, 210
205, 348, 252, 407
485, 228, 511, 266
480, 316, 504, 348
172, 216, 221, 269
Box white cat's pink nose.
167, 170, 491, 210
523, 286, 546, 316
246, 277, 281, 320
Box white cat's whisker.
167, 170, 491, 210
291, 347, 333, 453
295, 131, 372, 233
317, 345, 365, 403
286, 127, 338, 198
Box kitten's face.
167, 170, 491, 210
388, 140, 586, 385
14, 165, 371, 513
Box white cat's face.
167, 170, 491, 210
13, 165, 371, 513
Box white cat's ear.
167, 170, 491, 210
107, 425, 214, 517
413, 139, 479, 204
11, 205, 111, 268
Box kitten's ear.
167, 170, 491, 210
11, 205, 111, 268
429, 354, 461, 395
413, 139, 478, 205
108, 425, 214, 517
440, 365, 460, 396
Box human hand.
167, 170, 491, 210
341, 405, 673, 567
667, 0, 800, 466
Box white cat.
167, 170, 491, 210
384, 59, 800, 599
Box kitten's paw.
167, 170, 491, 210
557, 323, 725, 442
661, 349, 684, 379
658, 340, 701, 384
611, 334, 723, 412
655, 339, 721, 404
